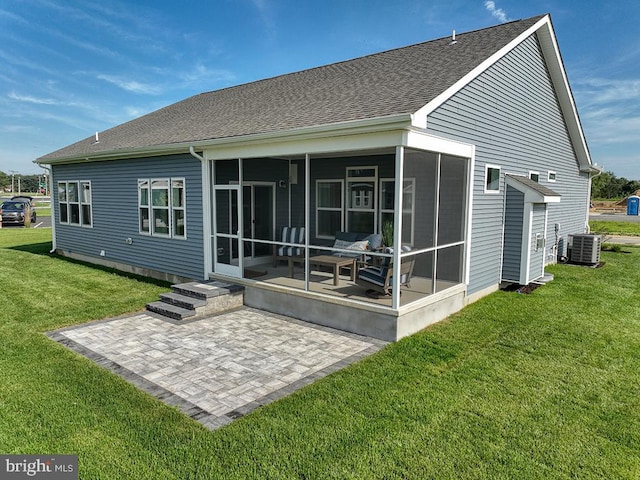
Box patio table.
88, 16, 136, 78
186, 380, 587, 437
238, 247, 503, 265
309, 255, 356, 286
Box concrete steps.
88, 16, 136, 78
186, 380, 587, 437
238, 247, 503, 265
147, 281, 244, 321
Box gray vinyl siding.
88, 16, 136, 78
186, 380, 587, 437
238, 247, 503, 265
51, 154, 205, 280
427, 33, 590, 294
501, 186, 524, 282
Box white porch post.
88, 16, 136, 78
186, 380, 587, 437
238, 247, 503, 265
201, 158, 212, 279
304, 153, 310, 289
392, 146, 405, 309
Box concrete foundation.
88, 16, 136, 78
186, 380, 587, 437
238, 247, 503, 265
244, 283, 467, 342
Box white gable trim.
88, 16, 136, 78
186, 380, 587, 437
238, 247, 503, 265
413, 15, 592, 172
414, 16, 549, 122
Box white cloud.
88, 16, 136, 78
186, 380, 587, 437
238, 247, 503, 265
97, 74, 163, 95
251, 0, 277, 41
8, 92, 61, 105
178, 64, 235, 86
484, 1, 509, 23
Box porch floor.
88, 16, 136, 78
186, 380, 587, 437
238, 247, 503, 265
243, 262, 459, 307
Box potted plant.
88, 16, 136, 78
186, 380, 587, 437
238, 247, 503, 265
381, 220, 393, 248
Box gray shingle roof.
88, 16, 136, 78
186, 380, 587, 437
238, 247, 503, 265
38, 15, 544, 162
506, 174, 561, 198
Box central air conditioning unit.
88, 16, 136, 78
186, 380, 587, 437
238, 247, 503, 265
568, 234, 601, 265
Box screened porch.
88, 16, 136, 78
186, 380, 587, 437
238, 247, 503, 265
209, 143, 471, 312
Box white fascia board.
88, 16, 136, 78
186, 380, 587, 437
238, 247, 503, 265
204, 115, 412, 160
404, 129, 475, 158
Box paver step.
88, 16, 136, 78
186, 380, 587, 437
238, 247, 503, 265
146, 301, 196, 321
172, 281, 244, 300
146, 280, 245, 322
159, 292, 207, 311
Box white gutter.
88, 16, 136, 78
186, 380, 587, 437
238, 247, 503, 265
35, 113, 413, 166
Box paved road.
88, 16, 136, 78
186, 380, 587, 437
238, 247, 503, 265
1, 216, 51, 229
590, 213, 640, 223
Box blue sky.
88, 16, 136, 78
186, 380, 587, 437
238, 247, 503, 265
1, 0, 638, 179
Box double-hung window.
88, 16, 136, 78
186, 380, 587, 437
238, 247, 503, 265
138, 178, 185, 238
316, 180, 343, 238
58, 180, 92, 227
346, 166, 377, 233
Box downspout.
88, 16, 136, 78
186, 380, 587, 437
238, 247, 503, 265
189, 146, 205, 162
189, 146, 211, 280
585, 164, 603, 233
36, 162, 56, 254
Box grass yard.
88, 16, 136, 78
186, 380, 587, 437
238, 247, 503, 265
1, 229, 639, 479
590, 220, 640, 236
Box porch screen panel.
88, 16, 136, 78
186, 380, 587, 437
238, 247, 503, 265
436, 244, 464, 292
215, 189, 233, 235
437, 155, 467, 246
403, 149, 437, 249
404, 250, 435, 300
215, 159, 240, 184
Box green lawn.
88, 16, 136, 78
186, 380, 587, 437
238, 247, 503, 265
1, 229, 639, 479
590, 220, 640, 236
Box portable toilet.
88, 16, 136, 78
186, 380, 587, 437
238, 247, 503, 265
628, 196, 640, 216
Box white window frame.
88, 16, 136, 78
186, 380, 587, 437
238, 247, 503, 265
346, 166, 378, 232
529, 171, 540, 183
484, 165, 501, 193
547, 171, 557, 183
79, 181, 93, 227
138, 177, 186, 239
57, 180, 92, 227
315, 179, 344, 239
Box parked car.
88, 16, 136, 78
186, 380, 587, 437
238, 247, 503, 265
0, 200, 36, 226
11, 195, 35, 206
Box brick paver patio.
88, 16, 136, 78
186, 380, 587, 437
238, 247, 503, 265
49, 307, 386, 429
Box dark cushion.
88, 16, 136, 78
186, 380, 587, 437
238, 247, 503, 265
335, 231, 360, 242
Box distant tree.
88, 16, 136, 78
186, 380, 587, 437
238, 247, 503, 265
0, 171, 8, 190
591, 170, 640, 199
20, 175, 39, 193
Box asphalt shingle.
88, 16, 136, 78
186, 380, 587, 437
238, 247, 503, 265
38, 15, 544, 162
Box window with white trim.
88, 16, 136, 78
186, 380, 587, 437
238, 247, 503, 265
138, 178, 186, 238
548, 171, 557, 182
484, 165, 501, 193
346, 166, 377, 233
529, 171, 540, 183
58, 180, 92, 226
316, 180, 343, 238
